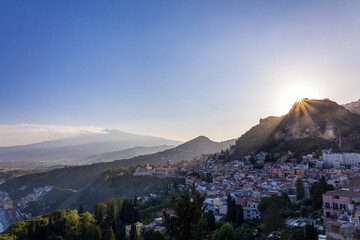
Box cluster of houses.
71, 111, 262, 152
142, 150, 360, 239
0, 192, 12, 210
17, 186, 53, 209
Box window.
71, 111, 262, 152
334, 213, 338, 218
326, 212, 331, 218
335, 195, 340, 199
325, 202, 330, 208
340, 204, 346, 211
333, 203, 339, 209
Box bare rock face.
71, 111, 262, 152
344, 99, 360, 115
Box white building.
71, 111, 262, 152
243, 203, 260, 220
323, 153, 360, 167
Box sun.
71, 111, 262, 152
276, 85, 320, 116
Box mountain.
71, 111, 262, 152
0, 129, 181, 168
0, 136, 235, 200
81, 145, 175, 164
343, 99, 360, 115
233, 98, 360, 156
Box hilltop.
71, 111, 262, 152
233, 98, 360, 156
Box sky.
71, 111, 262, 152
1, 1, 360, 145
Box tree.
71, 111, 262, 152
310, 176, 334, 210
129, 224, 136, 240
106, 203, 116, 224
305, 223, 318, 240
296, 178, 305, 200
264, 203, 284, 239
258, 196, 292, 218
281, 192, 290, 204
163, 189, 207, 240
212, 223, 236, 240
236, 204, 244, 225
116, 225, 126, 240
207, 210, 216, 231
87, 225, 102, 240
104, 227, 116, 240
226, 194, 236, 222
290, 229, 305, 240
78, 204, 84, 214
116, 196, 123, 221
144, 229, 155, 240
94, 203, 107, 223
151, 231, 164, 240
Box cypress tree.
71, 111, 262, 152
296, 178, 305, 200
226, 194, 234, 222
207, 210, 216, 231
78, 203, 84, 214
236, 205, 244, 225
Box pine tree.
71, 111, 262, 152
95, 203, 107, 223
163, 189, 207, 240
106, 203, 116, 223
264, 203, 284, 239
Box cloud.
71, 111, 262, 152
0, 124, 107, 147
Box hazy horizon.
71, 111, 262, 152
2, 1, 360, 144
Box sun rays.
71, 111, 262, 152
276, 85, 321, 116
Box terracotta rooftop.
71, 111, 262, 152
324, 189, 360, 198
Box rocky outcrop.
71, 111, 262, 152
344, 100, 360, 115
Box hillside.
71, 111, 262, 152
0, 129, 181, 168
233, 98, 360, 156
343, 99, 360, 115
58, 175, 183, 213
0, 136, 235, 199
76, 145, 175, 164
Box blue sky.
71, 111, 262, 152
1, 1, 360, 143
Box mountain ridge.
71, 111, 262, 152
233, 98, 360, 156
0, 136, 236, 198
0, 129, 182, 168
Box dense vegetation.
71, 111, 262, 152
1, 185, 326, 240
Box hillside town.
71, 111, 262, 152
137, 149, 360, 239
1, 149, 360, 239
